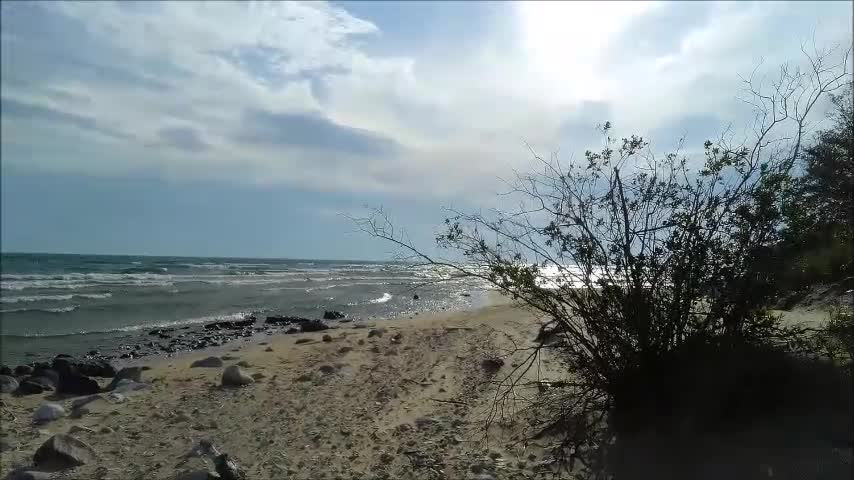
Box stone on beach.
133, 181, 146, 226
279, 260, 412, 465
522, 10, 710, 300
190, 356, 223, 368
368, 328, 387, 338
323, 310, 345, 320
33, 403, 65, 423
33, 433, 96, 469
106, 366, 144, 390
18, 377, 55, 395
0, 375, 18, 393
221, 366, 254, 387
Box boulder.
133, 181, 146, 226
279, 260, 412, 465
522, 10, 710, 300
57, 372, 99, 396
106, 366, 144, 390
214, 453, 247, 480
190, 356, 223, 368
4, 470, 54, 480
0, 375, 19, 394
17, 377, 55, 395
51, 357, 115, 378
368, 328, 387, 338
0, 365, 11, 376
31, 369, 59, 386
299, 320, 329, 332
323, 310, 345, 320
33, 403, 65, 423
204, 316, 256, 331
14, 365, 33, 376
33, 434, 96, 469
221, 366, 253, 387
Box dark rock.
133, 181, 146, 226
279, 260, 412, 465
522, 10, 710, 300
86, 350, 100, 357
285, 328, 299, 334
264, 347, 274, 352
0, 375, 18, 394
318, 365, 336, 375
33, 433, 95, 469
57, 372, 99, 396
294, 338, 312, 345
32, 368, 59, 385
221, 366, 253, 387
481, 357, 505, 374
204, 315, 256, 331
299, 320, 329, 332
106, 367, 144, 390
460, 293, 471, 297
191, 356, 223, 368
368, 328, 387, 338
4, 470, 54, 480
413, 294, 420, 300
390, 333, 403, 344
0, 365, 11, 376
214, 453, 247, 480
51, 357, 115, 378
338, 346, 353, 354
323, 310, 345, 320
14, 365, 33, 376
17, 376, 56, 395
322, 334, 333, 342
33, 403, 66, 423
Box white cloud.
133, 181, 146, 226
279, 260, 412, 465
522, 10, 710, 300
1, 0, 851, 201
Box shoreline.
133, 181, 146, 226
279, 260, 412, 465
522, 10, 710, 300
1, 298, 562, 480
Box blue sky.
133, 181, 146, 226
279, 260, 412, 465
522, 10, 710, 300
1, 1, 851, 259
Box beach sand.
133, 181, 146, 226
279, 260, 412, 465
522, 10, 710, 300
1, 299, 570, 480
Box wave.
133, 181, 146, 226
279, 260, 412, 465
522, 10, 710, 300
370, 292, 393, 304
1, 305, 78, 314
1, 311, 253, 338
0, 292, 112, 304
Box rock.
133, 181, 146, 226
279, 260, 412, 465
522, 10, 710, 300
323, 310, 345, 320
300, 320, 329, 332
264, 346, 274, 352
221, 366, 253, 387
204, 316, 256, 331
235, 360, 250, 368
413, 294, 420, 300
68, 425, 95, 435
414, 417, 439, 430
110, 378, 149, 394
71, 394, 105, 409
295, 338, 312, 345
191, 356, 223, 368
4, 470, 54, 480
322, 334, 333, 342
14, 365, 33, 376
173, 471, 215, 480
17, 377, 55, 395
0, 375, 19, 393
318, 365, 336, 375
338, 346, 353, 354
390, 333, 403, 344
285, 328, 299, 334
379, 452, 394, 464
367, 328, 387, 338
481, 357, 505, 374
214, 453, 246, 480
31, 369, 59, 386
0, 365, 11, 376
33, 433, 96, 469
106, 366, 144, 390
51, 357, 115, 378
33, 403, 65, 423
250, 373, 265, 380
57, 372, 100, 396
106, 392, 126, 403
99, 426, 114, 434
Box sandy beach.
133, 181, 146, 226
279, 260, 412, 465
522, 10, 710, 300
1, 299, 572, 480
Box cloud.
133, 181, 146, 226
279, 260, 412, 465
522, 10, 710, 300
0, 1, 851, 202
236, 109, 400, 156
158, 126, 209, 153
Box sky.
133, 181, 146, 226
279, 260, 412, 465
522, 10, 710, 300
1, 1, 852, 260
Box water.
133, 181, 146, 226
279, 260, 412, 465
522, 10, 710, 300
0, 253, 486, 365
